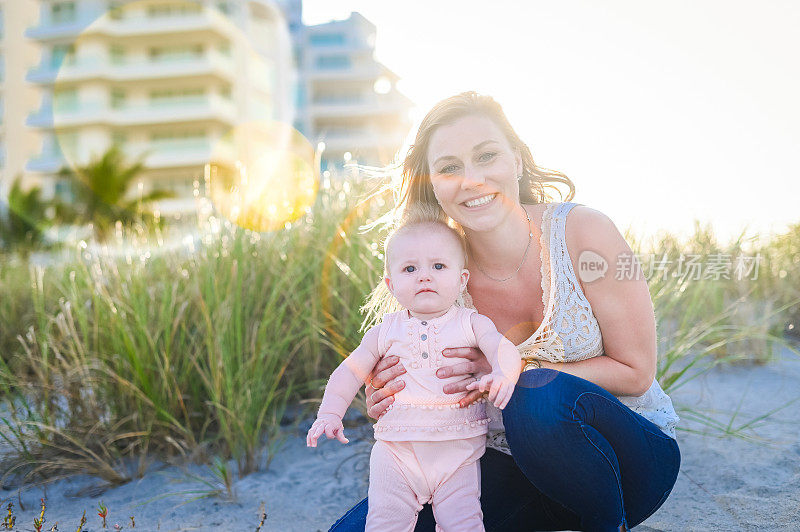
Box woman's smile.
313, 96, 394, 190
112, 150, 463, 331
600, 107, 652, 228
462, 193, 497, 208
427, 115, 523, 232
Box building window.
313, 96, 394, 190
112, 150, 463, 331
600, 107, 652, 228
55, 179, 74, 202
108, 1, 124, 20
110, 88, 126, 109
111, 130, 127, 147
315, 55, 351, 70
51, 2, 77, 24
150, 129, 207, 152
51, 44, 77, 69
57, 131, 79, 159
216, 2, 234, 15
310, 33, 346, 47
149, 88, 205, 107
159, 178, 195, 197
149, 44, 204, 62
147, 2, 202, 18
109, 44, 125, 65
53, 88, 79, 112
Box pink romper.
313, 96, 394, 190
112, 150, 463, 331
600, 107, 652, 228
367, 305, 490, 532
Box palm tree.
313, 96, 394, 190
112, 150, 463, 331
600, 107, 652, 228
0, 176, 50, 253
58, 145, 174, 240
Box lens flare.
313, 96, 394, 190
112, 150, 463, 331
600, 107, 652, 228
207, 121, 317, 232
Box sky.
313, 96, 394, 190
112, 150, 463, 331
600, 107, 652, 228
301, 0, 799, 245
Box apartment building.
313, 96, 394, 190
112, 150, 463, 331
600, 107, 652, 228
0, 0, 42, 216
24, 0, 292, 212
290, 6, 413, 171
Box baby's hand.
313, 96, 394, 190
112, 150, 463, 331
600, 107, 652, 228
306, 414, 349, 447
465, 371, 518, 409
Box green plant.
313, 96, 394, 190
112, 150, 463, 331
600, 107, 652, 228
0, 176, 50, 253
56, 145, 173, 240
97, 501, 107, 529
1, 175, 797, 491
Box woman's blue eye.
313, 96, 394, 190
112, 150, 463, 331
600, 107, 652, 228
404, 265, 416, 273
479, 152, 497, 162
440, 165, 458, 174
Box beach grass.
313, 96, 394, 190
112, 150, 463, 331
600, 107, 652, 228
1, 179, 798, 489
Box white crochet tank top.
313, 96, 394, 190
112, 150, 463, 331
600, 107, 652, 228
460, 202, 679, 456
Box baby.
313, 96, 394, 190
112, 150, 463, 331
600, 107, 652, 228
307, 210, 521, 532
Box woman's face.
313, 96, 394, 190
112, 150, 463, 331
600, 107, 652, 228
426, 114, 523, 233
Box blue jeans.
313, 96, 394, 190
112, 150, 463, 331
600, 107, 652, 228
329, 369, 681, 531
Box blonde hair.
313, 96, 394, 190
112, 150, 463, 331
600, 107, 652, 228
397, 91, 575, 218
361, 203, 466, 329
361, 91, 575, 329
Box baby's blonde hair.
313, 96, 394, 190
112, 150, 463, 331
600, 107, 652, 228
361, 203, 466, 329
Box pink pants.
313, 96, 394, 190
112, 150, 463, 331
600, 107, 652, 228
366, 435, 486, 532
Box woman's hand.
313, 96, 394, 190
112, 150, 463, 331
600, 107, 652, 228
365, 356, 407, 420
436, 347, 493, 408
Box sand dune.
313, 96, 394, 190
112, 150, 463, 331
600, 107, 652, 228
3, 347, 798, 531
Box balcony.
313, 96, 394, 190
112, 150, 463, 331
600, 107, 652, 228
27, 96, 237, 129
25, 14, 97, 41
26, 10, 234, 42
27, 137, 235, 175
125, 137, 234, 169
306, 41, 373, 57
317, 128, 406, 152
310, 94, 411, 119
307, 63, 385, 82
27, 51, 235, 85
27, 150, 67, 174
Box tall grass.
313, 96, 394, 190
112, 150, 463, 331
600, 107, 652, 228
0, 179, 386, 487
627, 221, 800, 394
1, 183, 798, 488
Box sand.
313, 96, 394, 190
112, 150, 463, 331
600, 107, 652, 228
2, 345, 798, 531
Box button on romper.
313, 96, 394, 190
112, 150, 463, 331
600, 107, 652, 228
367, 306, 491, 532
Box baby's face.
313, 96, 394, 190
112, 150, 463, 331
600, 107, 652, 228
385, 226, 469, 318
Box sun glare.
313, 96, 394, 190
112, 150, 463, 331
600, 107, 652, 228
207, 121, 317, 232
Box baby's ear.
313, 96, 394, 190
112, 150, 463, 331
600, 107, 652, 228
460, 268, 470, 290
384, 276, 394, 294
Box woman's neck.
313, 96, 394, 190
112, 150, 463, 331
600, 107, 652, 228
465, 205, 533, 274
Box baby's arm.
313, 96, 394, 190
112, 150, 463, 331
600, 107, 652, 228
307, 325, 381, 447
465, 313, 521, 409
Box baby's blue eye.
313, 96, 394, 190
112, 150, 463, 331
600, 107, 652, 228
434, 263, 445, 270
404, 265, 416, 273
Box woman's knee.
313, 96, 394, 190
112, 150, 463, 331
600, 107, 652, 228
328, 497, 368, 532
504, 369, 577, 443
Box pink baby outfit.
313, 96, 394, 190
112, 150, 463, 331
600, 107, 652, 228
368, 305, 490, 532
373, 306, 490, 440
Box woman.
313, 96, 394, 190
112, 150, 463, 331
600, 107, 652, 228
331, 92, 680, 531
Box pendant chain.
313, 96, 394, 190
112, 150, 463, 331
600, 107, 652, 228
473, 210, 533, 283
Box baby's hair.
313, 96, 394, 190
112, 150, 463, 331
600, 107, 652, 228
383, 203, 467, 274
361, 203, 467, 330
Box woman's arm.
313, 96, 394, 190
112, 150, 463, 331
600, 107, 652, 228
542, 206, 656, 396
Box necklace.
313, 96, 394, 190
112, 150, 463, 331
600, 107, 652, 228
473, 209, 533, 283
